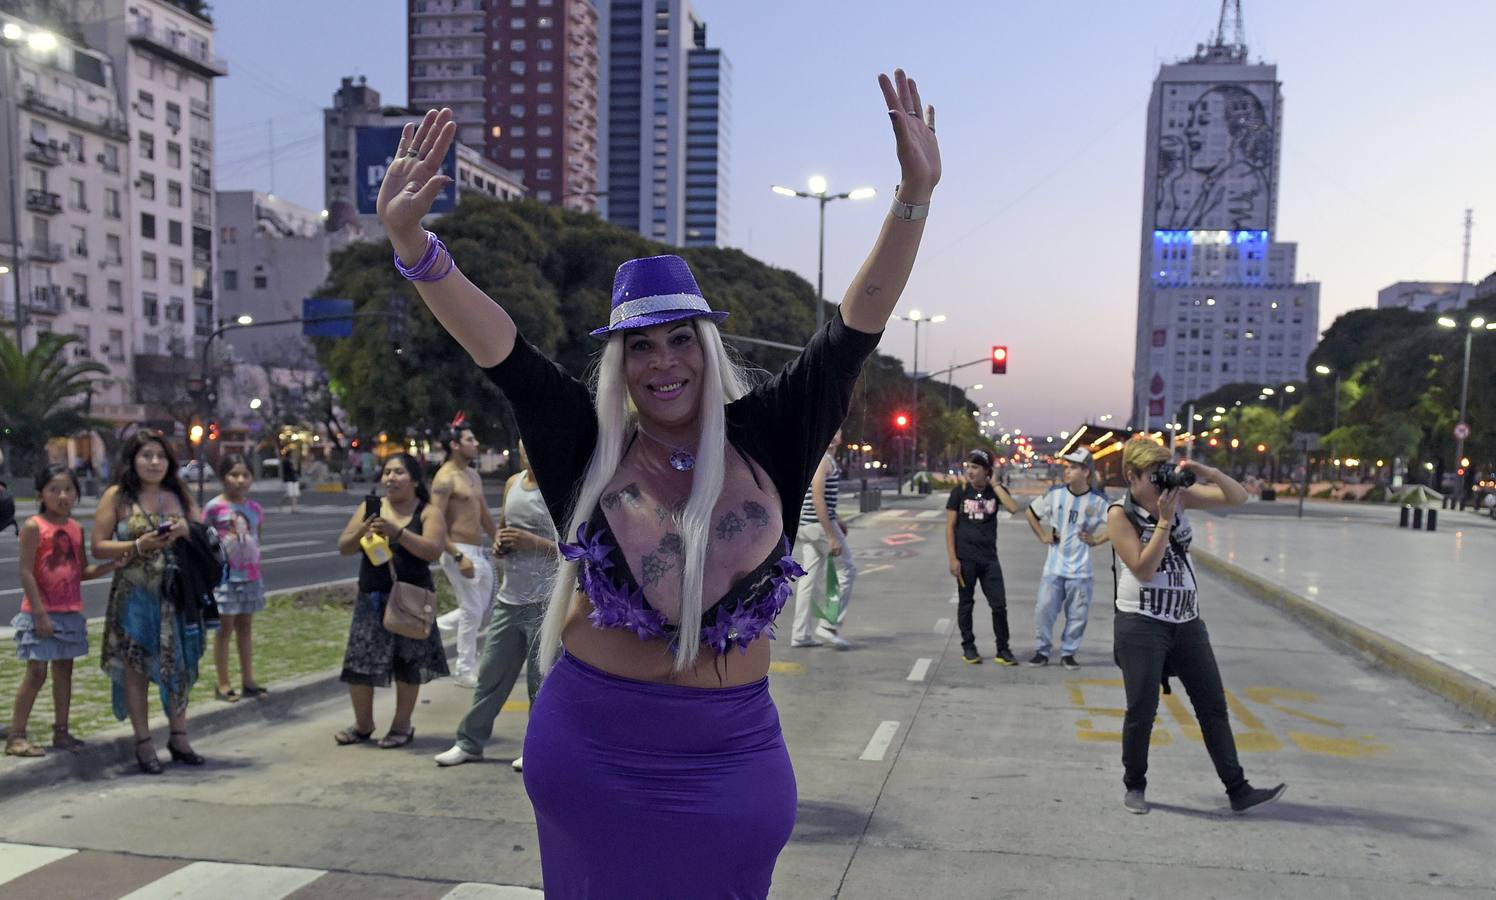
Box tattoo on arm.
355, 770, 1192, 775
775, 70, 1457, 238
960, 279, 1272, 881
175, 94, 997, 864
658, 532, 683, 556
714, 510, 746, 541
741, 500, 770, 528
864, 285, 881, 296
640, 549, 675, 588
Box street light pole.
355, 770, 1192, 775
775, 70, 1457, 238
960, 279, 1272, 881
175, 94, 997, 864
1, 38, 26, 351
1455, 325, 1472, 498
771, 179, 875, 338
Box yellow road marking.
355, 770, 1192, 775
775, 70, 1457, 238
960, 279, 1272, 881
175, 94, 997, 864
769, 661, 805, 675
1288, 731, 1390, 758
1244, 686, 1343, 728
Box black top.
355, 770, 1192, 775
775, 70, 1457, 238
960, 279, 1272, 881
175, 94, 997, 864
280, 455, 298, 482
357, 500, 435, 593
947, 482, 1001, 562
483, 309, 882, 543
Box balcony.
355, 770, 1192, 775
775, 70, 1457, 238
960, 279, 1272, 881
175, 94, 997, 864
410, 44, 483, 61
27, 241, 64, 262
25, 140, 63, 167
19, 86, 128, 140
28, 285, 63, 315
73, 241, 89, 259
189, 97, 210, 117
193, 285, 213, 301
126, 18, 228, 78
97, 153, 122, 174
192, 209, 212, 227
26, 190, 62, 215
191, 168, 212, 191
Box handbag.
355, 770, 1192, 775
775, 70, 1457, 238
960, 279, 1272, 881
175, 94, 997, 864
381, 560, 437, 640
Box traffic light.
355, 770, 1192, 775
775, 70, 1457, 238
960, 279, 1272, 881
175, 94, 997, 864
991, 345, 1008, 375
893, 412, 910, 431
207, 421, 220, 442
188, 423, 204, 446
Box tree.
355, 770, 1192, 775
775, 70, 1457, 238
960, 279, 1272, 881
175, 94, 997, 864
0, 332, 108, 477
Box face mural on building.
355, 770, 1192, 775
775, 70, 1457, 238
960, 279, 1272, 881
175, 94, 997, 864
1155, 83, 1275, 231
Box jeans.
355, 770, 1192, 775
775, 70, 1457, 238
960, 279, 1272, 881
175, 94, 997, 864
1034, 574, 1094, 657
454, 601, 546, 755
1114, 612, 1247, 796
956, 557, 1009, 653
436, 543, 496, 678
792, 520, 857, 642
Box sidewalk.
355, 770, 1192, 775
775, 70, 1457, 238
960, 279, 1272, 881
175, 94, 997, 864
1192, 506, 1496, 723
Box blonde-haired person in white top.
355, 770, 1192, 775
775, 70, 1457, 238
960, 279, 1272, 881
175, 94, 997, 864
1107, 437, 1285, 816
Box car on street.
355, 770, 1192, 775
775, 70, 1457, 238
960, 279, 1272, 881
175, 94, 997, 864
179, 460, 215, 483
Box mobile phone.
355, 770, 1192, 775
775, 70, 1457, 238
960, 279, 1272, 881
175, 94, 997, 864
155, 522, 173, 536
363, 493, 380, 521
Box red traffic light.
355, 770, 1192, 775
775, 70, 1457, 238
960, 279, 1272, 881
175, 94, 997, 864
991, 345, 1008, 375
893, 413, 910, 430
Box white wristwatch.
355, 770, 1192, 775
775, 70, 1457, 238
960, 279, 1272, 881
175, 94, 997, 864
890, 185, 931, 221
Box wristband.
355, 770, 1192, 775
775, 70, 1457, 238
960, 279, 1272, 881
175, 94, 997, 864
392, 231, 456, 282
890, 184, 931, 221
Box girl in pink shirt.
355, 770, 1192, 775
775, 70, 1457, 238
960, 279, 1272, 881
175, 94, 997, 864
7, 466, 120, 757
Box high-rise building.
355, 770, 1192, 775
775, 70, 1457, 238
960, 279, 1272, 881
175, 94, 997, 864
407, 0, 599, 210
1129, 13, 1318, 429
215, 191, 330, 368
599, 0, 729, 247
1376, 281, 1474, 314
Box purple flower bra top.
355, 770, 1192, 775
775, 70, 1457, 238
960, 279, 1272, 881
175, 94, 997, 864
558, 507, 805, 655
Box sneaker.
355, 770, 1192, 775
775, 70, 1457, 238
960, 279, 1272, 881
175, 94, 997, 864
815, 625, 851, 650
1230, 782, 1287, 814
452, 674, 479, 689
993, 648, 1017, 666
1124, 789, 1149, 815
511, 756, 524, 773
434, 745, 482, 767
1026, 653, 1049, 667
961, 647, 982, 664
1061, 655, 1081, 670
790, 638, 823, 648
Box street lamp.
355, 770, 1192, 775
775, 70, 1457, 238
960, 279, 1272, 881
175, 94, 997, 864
1436, 315, 1496, 503
892, 309, 945, 490
770, 177, 876, 336
1314, 364, 1341, 434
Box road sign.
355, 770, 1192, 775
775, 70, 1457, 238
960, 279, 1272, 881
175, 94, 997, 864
1454, 422, 1471, 441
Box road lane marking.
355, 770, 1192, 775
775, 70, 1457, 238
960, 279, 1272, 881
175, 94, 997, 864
859, 721, 900, 761
768, 661, 806, 675
907, 658, 932, 681
0, 844, 77, 887
860, 564, 893, 575
949, 592, 958, 604
934, 617, 951, 635
258, 540, 322, 553
119, 861, 323, 899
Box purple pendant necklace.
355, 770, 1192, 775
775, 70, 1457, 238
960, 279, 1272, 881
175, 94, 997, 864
638, 426, 696, 472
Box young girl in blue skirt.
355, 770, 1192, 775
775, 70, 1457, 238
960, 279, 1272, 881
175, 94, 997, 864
7, 466, 120, 757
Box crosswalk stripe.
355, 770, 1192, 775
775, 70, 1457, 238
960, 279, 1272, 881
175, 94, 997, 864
441, 883, 545, 898
859, 721, 901, 761
119, 860, 324, 899
0, 843, 77, 886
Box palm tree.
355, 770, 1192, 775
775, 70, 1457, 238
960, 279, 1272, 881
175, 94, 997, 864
0, 331, 108, 477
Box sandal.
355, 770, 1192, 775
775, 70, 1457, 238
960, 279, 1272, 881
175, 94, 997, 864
52, 726, 85, 752
167, 731, 206, 766
240, 684, 268, 698
377, 727, 415, 749
214, 688, 240, 703
136, 737, 163, 775
4, 734, 45, 758
334, 725, 374, 746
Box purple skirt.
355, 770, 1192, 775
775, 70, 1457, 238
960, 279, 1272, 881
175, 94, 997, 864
524, 652, 796, 899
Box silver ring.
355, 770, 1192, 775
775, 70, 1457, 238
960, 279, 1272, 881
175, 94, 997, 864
406, 149, 420, 158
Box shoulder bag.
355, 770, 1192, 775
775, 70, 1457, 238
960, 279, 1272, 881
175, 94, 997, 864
382, 558, 437, 640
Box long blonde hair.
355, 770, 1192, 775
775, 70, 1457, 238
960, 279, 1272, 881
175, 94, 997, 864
536, 318, 754, 674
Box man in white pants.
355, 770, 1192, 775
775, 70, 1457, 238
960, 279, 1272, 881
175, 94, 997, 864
792, 429, 856, 649
431, 418, 497, 687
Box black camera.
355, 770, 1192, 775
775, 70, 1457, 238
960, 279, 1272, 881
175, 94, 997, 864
1149, 464, 1196, 491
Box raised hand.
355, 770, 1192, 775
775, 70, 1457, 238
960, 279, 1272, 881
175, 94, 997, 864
878, 69, 940, 203
376, 108, 457, 242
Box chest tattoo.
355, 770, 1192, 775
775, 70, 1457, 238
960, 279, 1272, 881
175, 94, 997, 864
715, 509, 746, 541
742, 500, 770, 528
640, 534, 680, 587
602, 482, 644, 511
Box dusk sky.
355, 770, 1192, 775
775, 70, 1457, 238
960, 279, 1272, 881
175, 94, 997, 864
214, 0, 1496, 436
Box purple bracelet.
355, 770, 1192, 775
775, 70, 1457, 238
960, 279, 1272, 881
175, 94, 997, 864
392, 232, 456, 282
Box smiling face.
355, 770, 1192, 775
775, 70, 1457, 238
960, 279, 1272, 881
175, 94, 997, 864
133, 440, 171, 487
623, 320, 705, 431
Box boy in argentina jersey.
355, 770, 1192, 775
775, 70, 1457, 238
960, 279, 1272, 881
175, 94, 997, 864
1024, 447, 1109, 669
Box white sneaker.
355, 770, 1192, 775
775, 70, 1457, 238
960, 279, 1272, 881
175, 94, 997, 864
790, 638, 823, 648
452, 674, 479, 689
511, 756, 523, 772
815, 625, 850, 650
434, 745, 482, 767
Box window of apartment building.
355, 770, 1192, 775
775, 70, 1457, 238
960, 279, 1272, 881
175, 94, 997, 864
139, 131, 154, 160
165, 102, 181, 130
536, 168, 552, 180
509, 104, 525, 117
141, 252, 157, 279
537, 82, 553, 94
537, 103, 553, 115
142, 292, 159, 323
71, 273, 88, 307
167, 142, 181, 169
511, 0, 525, 6
509, 39, 526, 51
70, 225, 87, 258
510, 147, 526, 158
538, 38, 552, 49
167, 180, 182, 207
538, 16, 553, 27
105, 234, 121, 264
510, 17, 525, 27
537, 190, 551, 202
169, 258, 184, 285
510, 61, 526, 75
29, 120, 47, 144
168, 220, 183, 246
536, 125, 552, 137
142, 333, 158, 354
104, 188, 121, 219
510, 125, 526, 137
253, 267, 267, 289
140, 213, 156, 240
166, 297, 184, 323
100, 144, 120, 173
139, 172, 155, 200
536, 60, 553, 72
68, 178, 86, 210
107, 280, 123, 311
137, 90, 155, 118
219, 226, 236, 243
107, 329, 124, 360
223, 269, 237, 291
412, 63, 426, 77
510, 82, 525, 93
536, 146, 552, 158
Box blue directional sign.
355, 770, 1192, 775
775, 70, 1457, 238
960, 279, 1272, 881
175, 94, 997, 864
355, 125, 456, 215
302, 298, 355, 338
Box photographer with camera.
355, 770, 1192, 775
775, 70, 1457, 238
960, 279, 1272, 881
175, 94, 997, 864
1107, 437, 1285, 815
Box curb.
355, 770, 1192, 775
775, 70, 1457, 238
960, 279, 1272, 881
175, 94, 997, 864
1193, 549, 1496, 727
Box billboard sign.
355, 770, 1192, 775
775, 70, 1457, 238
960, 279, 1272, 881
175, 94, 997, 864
1154, 81, 1276, 231
355, 126, 456, 215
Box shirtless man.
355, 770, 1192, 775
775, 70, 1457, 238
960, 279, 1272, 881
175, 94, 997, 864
431, 421, 497, 687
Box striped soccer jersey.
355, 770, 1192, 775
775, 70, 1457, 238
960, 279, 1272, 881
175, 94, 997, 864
1029, 485, 1110, 579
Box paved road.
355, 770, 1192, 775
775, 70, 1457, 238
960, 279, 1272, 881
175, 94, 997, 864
0, 495, 1492, 898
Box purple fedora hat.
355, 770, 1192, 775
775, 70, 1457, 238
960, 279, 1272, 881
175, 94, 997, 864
590, 254, 728, 338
